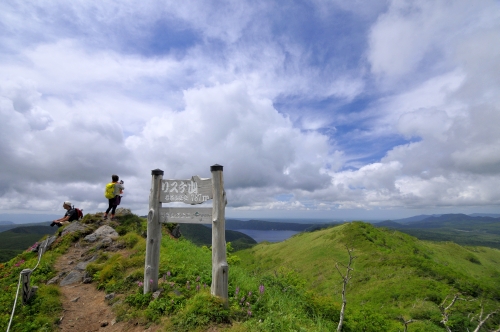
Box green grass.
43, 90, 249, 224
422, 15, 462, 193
0, 244, 61, 332
0, 232, 51, 262
237, 222, 500, 331
395, 228, 500, 249
2, 216, 500, 331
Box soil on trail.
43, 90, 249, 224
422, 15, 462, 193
54, 243, 161, 332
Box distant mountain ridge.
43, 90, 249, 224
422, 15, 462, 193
386, 213, 500, 228
376, 213, 500, 248
0, 223, 58, 262
225, 219, 335, 231
0, 221, 15, 225
0, 221, 52, 233
391, 214, 442, 223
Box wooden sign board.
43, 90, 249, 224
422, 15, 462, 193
159, 207, 212, 224
160, 175, 212, 205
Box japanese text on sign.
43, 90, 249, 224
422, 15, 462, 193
160, 176, 212, 204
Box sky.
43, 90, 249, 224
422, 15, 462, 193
1, 0, 500, 222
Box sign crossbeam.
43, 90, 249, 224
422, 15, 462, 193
159, 207, 212, 224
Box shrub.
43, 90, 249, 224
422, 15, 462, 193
172, 292, 230, 331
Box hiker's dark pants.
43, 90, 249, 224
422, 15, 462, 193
105, 196, 119, 215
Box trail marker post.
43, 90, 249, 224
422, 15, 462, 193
21, 269, 37, 305
144, 165, 228, 305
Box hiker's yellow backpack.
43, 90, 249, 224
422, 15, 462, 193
104, 182, 115, 199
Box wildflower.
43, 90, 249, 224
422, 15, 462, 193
259, 284, 265, 294
246, 302, 250, 307
150, 279, 153, 284
248, 291, 252, 297
196, 284, 200, 292
14, 260, 25, 267
203, 283, 207, 289
186, 281, 190, 290
240, 296, 245, 303
137, 281, 144, 287
235, 286, 240, 296
196, 276, 200, 282
247, 310, 252, 316
167, 271, 171, 277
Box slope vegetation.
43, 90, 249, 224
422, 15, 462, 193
238, 222, 500, 331
377, 214, 500, 248
1, 215, 499, 331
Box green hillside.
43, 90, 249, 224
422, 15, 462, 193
178, 224, 257, 250
376, 214, 500, 249
238, 222, 500, 331
1, 216, 499, 331
0, 225, 57, 262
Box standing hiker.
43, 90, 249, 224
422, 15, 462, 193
103, 174, 124, 220
51, 201, 78, 227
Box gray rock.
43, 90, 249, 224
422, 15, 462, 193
152, 289, 162, 299
60, 270, 83, 286
101, 237, 112, 244
115, 207, 132, 216
47, 276, 59, 285
105, 293, 115, 300
61, 222, 90, 237
34, 236, 57, 254
84, 225, 118, 243
171, 225, 181, 238
75, 255, 97, 271
47, 272, 66, 285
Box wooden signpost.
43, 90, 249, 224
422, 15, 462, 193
144, 165, 228, 306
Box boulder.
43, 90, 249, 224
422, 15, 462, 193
61, 221, 91, 237
84, 225, 118, 243
60, 270, 84, 286
75, 255, 97, 271
115, 207, 132, 216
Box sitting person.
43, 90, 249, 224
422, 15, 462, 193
51, 201, 78, 227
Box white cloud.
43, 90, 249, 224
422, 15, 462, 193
367, 0, 493, 83
127, 82, 333, 195
1, 0, 500, 218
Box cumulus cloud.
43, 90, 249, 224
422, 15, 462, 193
0, 0, 500, 218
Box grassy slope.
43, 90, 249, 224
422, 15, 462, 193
0, 225, 58, 262
178, 224, 257, 251
2, 216, 500, 332
237, 222, 500, 331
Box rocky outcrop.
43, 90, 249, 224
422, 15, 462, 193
49, 221, 121, 286
84, 225, 119, 243
60, 221, 92, 237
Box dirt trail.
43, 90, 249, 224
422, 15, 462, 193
53, 243, 161, 332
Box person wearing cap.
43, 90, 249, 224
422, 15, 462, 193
51, 201, 78, 227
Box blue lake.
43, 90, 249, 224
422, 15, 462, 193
235, 229, 300, 243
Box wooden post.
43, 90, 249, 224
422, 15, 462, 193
21, 269, 32, 305
144, 169, 163, 294
210, 164, 228, 306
